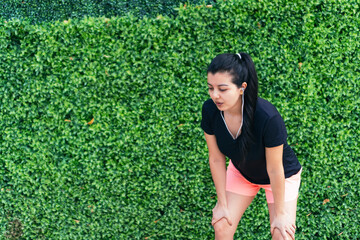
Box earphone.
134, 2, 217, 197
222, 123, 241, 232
240, 82, 247, 94
240, 87, 246, 95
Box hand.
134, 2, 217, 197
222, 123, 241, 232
270, 213, 296, 240
211, 202, 233, 226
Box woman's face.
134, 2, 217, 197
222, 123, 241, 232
207, 71, 242, 113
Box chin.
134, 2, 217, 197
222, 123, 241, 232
215, 103, 225, 109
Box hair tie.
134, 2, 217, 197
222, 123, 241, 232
236, 53, 242, 60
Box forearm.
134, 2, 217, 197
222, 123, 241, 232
269, 170, 286, 215
209, 157, 227, 207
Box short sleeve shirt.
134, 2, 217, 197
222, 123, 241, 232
201, 97, 301, 184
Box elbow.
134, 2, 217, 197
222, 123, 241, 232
266, 161, 284, 177
267, 168, 285, 178
266, 160, 284, 177
208, 156, 225, 164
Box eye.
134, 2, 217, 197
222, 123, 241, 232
219, 89, 227, 92
208, 88, 214, 91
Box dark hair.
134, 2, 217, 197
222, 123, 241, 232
207, 53, 258, 162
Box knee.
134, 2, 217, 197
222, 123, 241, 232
213, 218, 234, 240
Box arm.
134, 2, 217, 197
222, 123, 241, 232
266, 145, 285, 215
204, 132, 227, 206
266, 145, 296, 239
204, 132, 232, 226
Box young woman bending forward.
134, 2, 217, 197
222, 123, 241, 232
201, 53, 302, 240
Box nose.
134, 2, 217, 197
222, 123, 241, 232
213, 90, 220, 99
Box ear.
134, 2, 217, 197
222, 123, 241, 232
242, 82, 247, 90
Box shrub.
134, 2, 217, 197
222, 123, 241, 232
0, 0, 215, 24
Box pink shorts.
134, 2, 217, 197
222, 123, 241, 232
226, 160, 302, 203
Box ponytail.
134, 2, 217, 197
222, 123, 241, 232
237, 53, 258, 161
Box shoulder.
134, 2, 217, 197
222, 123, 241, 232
255, 97, 281, 120
256, 98, 288, 146
202, 99, 218, 116
201, 99, 219, 135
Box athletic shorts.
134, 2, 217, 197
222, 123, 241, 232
226, 160, 302, 203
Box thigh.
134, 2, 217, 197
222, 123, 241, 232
226, 160, 260, 196
264, 169, 302, 204
213, 191, 255, 238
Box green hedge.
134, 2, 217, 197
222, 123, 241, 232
0, 0, 214, 24
1, 0, 359, 239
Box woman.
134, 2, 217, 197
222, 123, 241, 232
201, 53, 302, 240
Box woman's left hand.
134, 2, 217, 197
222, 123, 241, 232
270, 213, 296, 240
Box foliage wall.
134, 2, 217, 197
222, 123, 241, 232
0, 0, 359, 239
0, 0, 214, 24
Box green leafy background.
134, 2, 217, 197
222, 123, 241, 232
1, 0, 215, 24
0, 0, 359, 239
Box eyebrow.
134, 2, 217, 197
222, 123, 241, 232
207, 83, 229, 87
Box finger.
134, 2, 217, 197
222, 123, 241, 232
211, 217, 217, 226
290, 225, 296, 234
211, 217, 222, 226
288, 228, 296, 240
270, 226, 275, 235
291, 233, 295, 240
288, 232, 295, 240
226, 217, 233, 226
211, 218, 216, 226
281, 230, 288, 240
285, 228, 295, 240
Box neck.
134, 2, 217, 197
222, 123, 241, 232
224, 97, 243, 117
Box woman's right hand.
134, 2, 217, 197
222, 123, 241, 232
211, 202, 233, 226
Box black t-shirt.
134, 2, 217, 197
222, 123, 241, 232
201, 97, 301, 184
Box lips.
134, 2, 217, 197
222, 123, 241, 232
215, 102, 223, 107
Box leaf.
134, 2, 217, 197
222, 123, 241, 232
322, 199, 330, 205
87, 118, 94, 125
